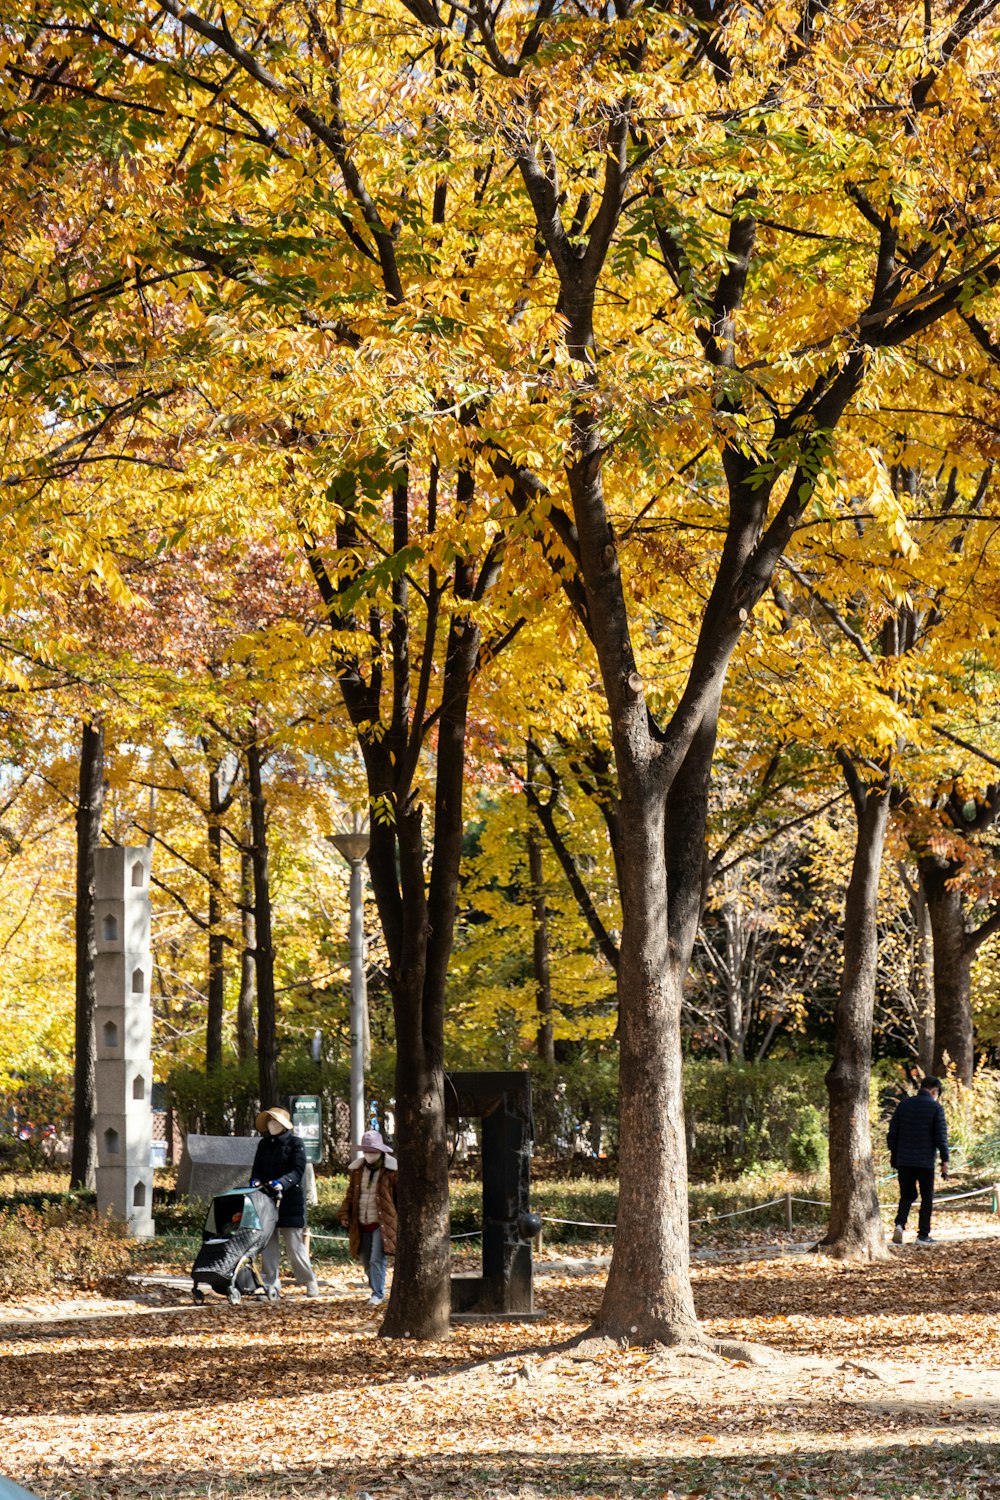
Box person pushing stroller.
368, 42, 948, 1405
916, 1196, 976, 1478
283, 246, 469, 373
250, 1106, 319, 1298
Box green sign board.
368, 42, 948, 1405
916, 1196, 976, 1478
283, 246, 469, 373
289, 1095, 323, 1164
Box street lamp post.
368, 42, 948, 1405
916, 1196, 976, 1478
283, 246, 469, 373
329, 822, 371, 1150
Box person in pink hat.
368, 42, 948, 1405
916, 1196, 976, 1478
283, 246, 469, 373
338, 1128, 398, 1306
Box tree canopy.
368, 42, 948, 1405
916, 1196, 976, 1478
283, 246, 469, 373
3, 0, 1000, 1339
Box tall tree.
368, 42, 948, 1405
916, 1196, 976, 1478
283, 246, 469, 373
819, 756, 892, 1259
30, 0, 1000, 1343
205, 749, 238, 1077
302, 452, 513, 1338
494, 0, 1000, 1333
911, 785, 1000, 1084
246, 725, 278, 1110
70, 718, 105, 1191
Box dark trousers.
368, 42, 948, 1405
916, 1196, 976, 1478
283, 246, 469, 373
896, 1166, 935, 1238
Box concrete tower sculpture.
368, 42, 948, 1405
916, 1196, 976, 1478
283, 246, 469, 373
94, 846, 155, 1237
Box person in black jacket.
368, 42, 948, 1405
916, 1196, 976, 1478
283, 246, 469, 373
250, 1107, 319, 1297
888, 1076, 950, 1246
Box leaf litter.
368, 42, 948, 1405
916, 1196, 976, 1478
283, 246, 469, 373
1, 1238, 999, 1499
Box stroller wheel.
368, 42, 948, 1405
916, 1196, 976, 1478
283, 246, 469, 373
266, 1285, 279, 1303
191, 1288, 205, 1305
227, 1287, 242, 1306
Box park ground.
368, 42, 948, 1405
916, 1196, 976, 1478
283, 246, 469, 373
2, 1222, 1000, 1500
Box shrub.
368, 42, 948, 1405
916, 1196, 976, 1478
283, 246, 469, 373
0, 1189, 96, 1212
788, 1104, 829, 1173
937, 1069, 1000, 1172
683, 1057, 831, 1178
166, 1052, 354, 1157
0, 1202, 132, 1299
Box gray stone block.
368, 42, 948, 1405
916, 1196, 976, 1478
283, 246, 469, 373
177, 1134, 258, 1199
95, 897, 150, 954
95, 1164, 155, 1237
95, 1001, 151, 1060
177, 1134, 317, 1204
96, 1059, 154, 1114
95, 846, 150, 900
96, 952, 153, 1004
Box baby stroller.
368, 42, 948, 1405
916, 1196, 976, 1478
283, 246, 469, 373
191, 1185, 280, 1306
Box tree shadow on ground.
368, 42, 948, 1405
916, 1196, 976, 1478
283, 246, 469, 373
23, 1441, 1000, 1499
0, 1302, 582, 1419
694, 1239, 1000, 1323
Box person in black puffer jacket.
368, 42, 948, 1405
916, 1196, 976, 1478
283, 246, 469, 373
250, 1107, 319, 1297
887, 1076, 949, 1247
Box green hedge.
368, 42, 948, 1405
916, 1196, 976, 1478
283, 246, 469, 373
165, 1054, 842, 1179
0, 1189, 97, 1214
683, 1057, 833, 1178
166, 1054, 350, 1139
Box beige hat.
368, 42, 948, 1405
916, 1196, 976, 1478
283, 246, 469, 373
256, 1106, 294, 1133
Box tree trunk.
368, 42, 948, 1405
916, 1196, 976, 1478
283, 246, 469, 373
821, 776, 891, 1260
372, 787, 453, 1339
70, 718, 105, 1192
237, 843, 257, 1063
379, 562, 481, 1336
205, 762, 226, 1079
381, 963, 451, 1341
911, 871, 935, 1073
527, 809, 557, 1146
595, 792, 701, 1343
558, 362, 712, 1343
304, 458, 489, 1342
527, 819, 555, 1068
247, 731, 278, 1109
922, 860, 975, 1085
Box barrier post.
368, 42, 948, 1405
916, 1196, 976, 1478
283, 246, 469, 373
784, 1192, 793, 1233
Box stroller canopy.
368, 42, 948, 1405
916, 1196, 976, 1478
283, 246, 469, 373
204, 1187, 279, 1239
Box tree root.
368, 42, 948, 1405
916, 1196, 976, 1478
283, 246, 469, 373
668, 1343, 727, 1367
811, 1235, 890, 1263
709, 1337, 774, 1365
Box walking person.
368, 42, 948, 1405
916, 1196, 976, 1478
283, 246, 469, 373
888, 1075, 950, 1246
339, 1128, 398, 1307
250, 1106, 319, 1297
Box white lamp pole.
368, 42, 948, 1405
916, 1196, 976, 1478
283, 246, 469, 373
329, 820, 370, 1150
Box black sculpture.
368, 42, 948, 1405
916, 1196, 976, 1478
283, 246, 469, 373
446, 1070, 540, 1316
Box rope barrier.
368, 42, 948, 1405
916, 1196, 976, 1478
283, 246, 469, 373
531, 1183, 999, 1233
934, 1184, 996, 1205
690, 1196, 786, 1226
539, 1198, 790, 1231
305, 1173, 998, 1245
540, 1215, 616, 1229
311, 1229, 485, 1241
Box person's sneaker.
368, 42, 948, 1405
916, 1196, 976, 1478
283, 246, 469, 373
366, 1294, 385, 1307
891, 1224, 904, 1245
305, 1283, 320, 1298
916, 1235, 935, 1246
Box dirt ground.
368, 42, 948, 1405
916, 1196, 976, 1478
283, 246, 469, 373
2, 1228, 999, 1500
